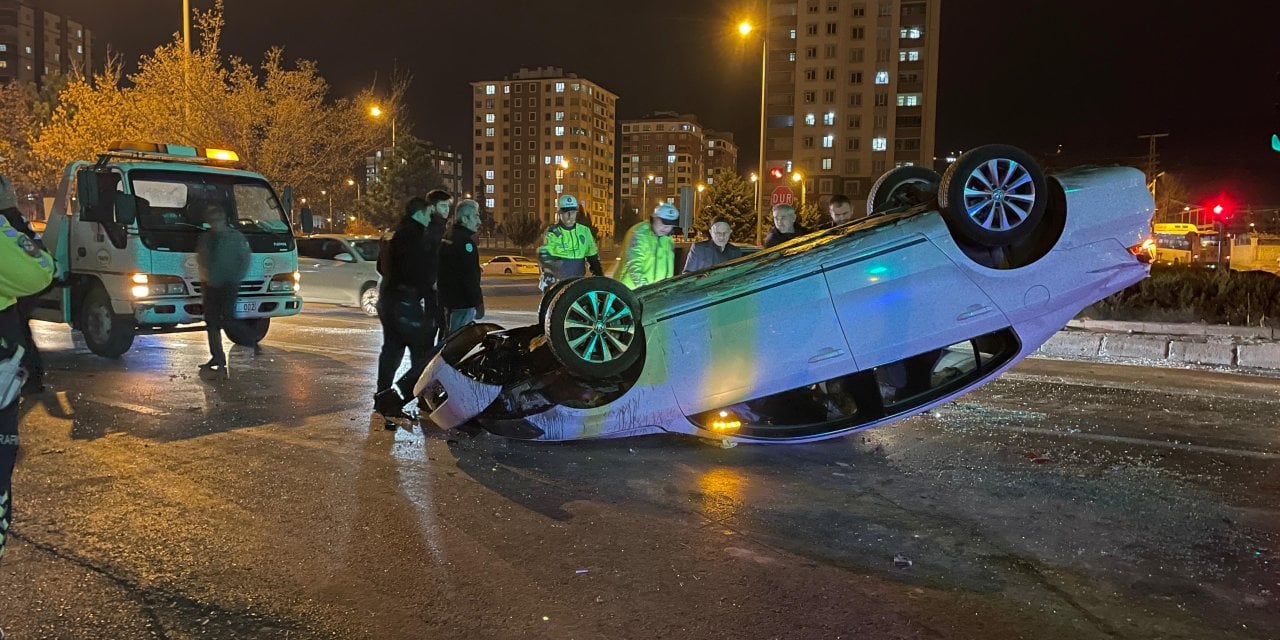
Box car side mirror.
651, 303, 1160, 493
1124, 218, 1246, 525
300, 207, 314, 235
77, 168, 120, 224
333, 252, 355, 263
113, 192, 139, 226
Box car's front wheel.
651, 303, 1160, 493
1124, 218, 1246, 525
359, 283, 379, 317
544, 277, 643, 379
938, 144, 1047, 247
79, 286, 135, 358
867, 166, 941, 216
226, 318, 270, 346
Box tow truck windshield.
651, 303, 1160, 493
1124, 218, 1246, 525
128, 169, 294, 253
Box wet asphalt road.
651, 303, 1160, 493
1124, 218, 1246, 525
2, 275, 1278, 639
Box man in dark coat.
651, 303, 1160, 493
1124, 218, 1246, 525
763, 203, 809, 248
373, 190, 452, 421
683, 216, 743, 273
438, 199, 485, 334
195, 202, 250, 372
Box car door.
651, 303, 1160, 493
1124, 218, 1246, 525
820, 235, 1008, 371
664, 270, 855, 416
296, 238, 341, 303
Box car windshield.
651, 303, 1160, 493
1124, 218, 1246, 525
351, 239, 380, 261
128, 169, 294, 253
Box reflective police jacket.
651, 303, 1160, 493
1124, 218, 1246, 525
1, 217, 54, 313
614, 222, 674, 289
538, 223, 601, 279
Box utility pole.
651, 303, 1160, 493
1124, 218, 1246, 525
1137, 133, 1169, 189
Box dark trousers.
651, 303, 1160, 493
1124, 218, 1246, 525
203, 286, 237, 365
16, 299, 42, 384
376, 289, 440, 400
0, 383, 17, 562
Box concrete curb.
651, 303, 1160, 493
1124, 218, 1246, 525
1036, 329, 1280, 372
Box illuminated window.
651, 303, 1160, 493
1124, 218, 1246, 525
0, 45, 6, 52
899, 49, 921, 62
668, 144, 676, 152
485, 84, 495, 95
821, 134, 835, 148
899, 27, 922, 39
485, 198, 494, 208
821, 158, 833, 170
789, 28, 797, 39
823, 112, 835, 125
555, 111, 564, 121
896, 94, 921, 107
484, 170, 495, 180
485, 113, 495, 123
485, 185, 494, 194
874, 71, 889, 85
788, 51, 797, 62
872, 137, 887, 151
485, 127, 494, 137
667, 155, 677, 164
555, 82, 565, 92
804, 113, 816, 126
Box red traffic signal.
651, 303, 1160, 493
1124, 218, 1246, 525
769, 167, 784, 180
1212, 204, 1225, 216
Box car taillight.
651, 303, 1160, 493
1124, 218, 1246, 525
1129, 239, 1155, 264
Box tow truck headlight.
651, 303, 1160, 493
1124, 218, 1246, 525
269, 272, 300, 292
131, 274, 187, 298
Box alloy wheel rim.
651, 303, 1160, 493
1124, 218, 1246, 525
962, 158, 1036, 232
562, 290, 635, 363
361, 289, 378, 315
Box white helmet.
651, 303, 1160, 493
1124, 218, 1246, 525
557, 194, 579, 210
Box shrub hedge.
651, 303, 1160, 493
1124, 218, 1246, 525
1084, 266, 1280, 327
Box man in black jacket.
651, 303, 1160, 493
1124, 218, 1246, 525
373, 190, 452, 421
764, 203, 808, 248
438, 199, 484, 334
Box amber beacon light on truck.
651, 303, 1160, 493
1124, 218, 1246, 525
105, 142, 242, 165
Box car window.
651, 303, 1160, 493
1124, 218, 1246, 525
296, 238, 324, 259
492, 257, 509, 262
299, 238, 346, 260
351, 239, 380, 262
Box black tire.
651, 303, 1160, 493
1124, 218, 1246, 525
79, 286, 135, 358
867, 166, 941, 216
503, 267, 512, 274
543, 277, 643, 379
226, 318, 270, 346
938, 144, 1047, 247
359, 283, 379, 317
537, 276, 580, 328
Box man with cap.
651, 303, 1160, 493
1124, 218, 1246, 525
683, 216, 743, 274
615, 203, 679, 289
537, 194, 603, 291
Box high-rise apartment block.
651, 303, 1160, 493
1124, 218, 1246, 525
619, 112, 740, 213
0, 0, 94, 88
762, 0, 940, 213
470, 67, 618, 239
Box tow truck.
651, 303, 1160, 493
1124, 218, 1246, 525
30, 142, 313, 357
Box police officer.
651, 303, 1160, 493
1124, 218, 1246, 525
1, 214, 56, 565
537, 194, 603, 291
615, 203, 679, 289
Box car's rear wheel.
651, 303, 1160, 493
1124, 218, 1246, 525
867, 166, 941, 216
538, 276, 579, 327
938, 144, 1047, 247
544, 277, 642, 379
359, 283, 379, 316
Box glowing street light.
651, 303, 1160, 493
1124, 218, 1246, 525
738, 21, 753, 36
369, 104, 396, 156
791, 171, 806, 207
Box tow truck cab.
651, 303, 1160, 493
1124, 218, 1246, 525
30, 143, 311, 357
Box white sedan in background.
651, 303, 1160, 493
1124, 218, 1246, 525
296, 234, 382, 316
482, 255, 540, 275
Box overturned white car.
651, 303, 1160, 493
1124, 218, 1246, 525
415, 145, 1154, 443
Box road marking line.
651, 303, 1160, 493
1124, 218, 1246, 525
79, 395, 170, 417
984, 424, 1275, 460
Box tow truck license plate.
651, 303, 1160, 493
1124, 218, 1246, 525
237, 301, 258, 314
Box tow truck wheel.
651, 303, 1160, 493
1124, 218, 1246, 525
79, 286, 135, 358
544, 277, 642, 379
226, 318, 271, 346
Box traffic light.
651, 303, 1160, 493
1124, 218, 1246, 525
769, 167, 784, 180
1213, 204, 1225, 216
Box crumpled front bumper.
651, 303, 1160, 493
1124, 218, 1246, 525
413, 354, 503, 431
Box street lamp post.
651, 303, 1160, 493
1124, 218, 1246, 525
642, 174, 655, 215
791, 172, 806, 208
695, 183, 705, 224
370, 105, 395, 161
739, 20, 766, 245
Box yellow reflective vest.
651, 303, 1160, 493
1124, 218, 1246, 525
0, 217, 54, 312
614, 222, 674, 289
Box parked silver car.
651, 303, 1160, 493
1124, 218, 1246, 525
295, 234, 381, 316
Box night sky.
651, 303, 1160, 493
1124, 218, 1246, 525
49, 0, 1280, 203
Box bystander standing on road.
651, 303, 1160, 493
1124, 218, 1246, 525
195, 202, 250, 373
537, 194, 603, 291
0, 213, 55, 576
615, 203, 679, 289
0, 176, 48, 394
826, 194, 856, 228
683, 216, 743, 273
373, 191, 452, 423
439, 199, 484, 333
764, 203, 808, 248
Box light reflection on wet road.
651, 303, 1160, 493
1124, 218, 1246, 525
3, 292, 1278, 639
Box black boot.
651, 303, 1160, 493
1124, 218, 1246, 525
373, 388, 409, 425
